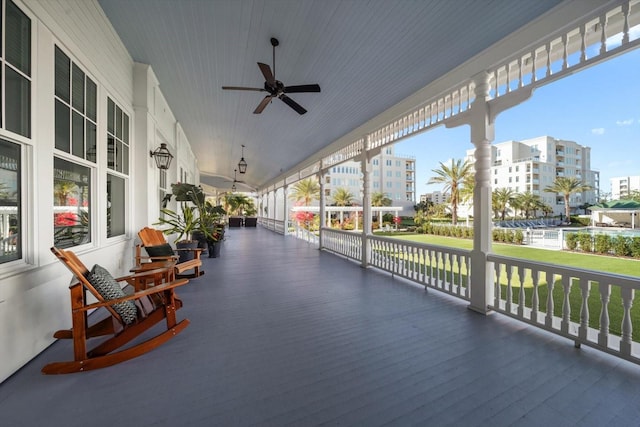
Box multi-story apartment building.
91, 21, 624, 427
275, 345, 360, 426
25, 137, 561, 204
610, 176, 640, 200
420, 191, 450, 205
325, 145, 415, 209
464, 136, 600, 216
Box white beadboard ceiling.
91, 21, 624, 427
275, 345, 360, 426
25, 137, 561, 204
97, 0, 564, 192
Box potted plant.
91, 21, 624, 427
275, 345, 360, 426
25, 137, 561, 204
155, 183, 203, 262
198, 201, 227, 258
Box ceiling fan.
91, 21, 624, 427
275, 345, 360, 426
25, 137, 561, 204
222, 37, 321, 115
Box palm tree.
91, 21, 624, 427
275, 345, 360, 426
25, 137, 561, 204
224, 193, 254, 216
493, 188, 516, 220
514, 191, 542, 219
427, 159, 472, 225
544, 177, 592, 220
290, 178, 320, 206
332, 188, 354, 206
371, 191, 391, 207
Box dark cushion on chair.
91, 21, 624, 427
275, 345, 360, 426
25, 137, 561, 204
144, 243, 175, 257
87, 264, 138, 324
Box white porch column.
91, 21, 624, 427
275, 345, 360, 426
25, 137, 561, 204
283, 185, 289, 235
319, 173, 326, 249
361, 143, 372, 267
469, 72, 495, 314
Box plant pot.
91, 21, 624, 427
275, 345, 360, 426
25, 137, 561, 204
208, 241, 222, 258
175, 240, 198, 262
192, 230, 208, 255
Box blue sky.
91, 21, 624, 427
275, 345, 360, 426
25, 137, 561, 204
396, 47, 640, 198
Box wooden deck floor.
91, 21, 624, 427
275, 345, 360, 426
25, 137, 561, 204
2, 227, 640, 426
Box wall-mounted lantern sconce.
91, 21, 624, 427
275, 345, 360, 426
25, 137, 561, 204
150, 143, 173, 170
238, 144, 248, 174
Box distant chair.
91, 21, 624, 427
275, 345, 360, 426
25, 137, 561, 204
244, 217, 257, 227
228, 217, 243, 227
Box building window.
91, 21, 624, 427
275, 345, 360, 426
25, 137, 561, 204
3, 0, 31, 138
107, 98, 129, 173
55, 46, 97, 162
0, 138, 21, 263
53, 157, 91, 248
107, 174, 125, 238
386, 160, 392, 166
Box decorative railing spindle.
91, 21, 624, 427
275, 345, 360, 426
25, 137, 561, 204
561, 275, 572, 334
620, 287, 634, 356
598, 283, 611, 348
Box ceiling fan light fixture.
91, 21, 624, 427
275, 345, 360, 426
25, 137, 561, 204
238, 144, 248, 174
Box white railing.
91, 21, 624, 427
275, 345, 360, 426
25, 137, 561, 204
321, 229, 472, 300
292, 223, 319, 246
316, 227, 640, 365
488, 254, 640, 364
369, 235, 471, 300
322, 228, 361, 261
258, 218, 286, 234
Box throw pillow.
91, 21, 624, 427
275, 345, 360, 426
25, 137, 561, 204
144, 243, 175, 258
86, 264, 138, 324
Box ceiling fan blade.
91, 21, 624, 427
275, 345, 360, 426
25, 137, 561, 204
253, 95, 273, 114
222, 86, 266, 92
257, 62, 275, 85
279, 94, 307, 115
284, 84, 321, 93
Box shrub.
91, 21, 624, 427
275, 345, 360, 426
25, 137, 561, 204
631, 237, 640, 258
594, 234, 612, 254
612, 236, 631, 257
565, 233, 578, 250
514, 229, 524, 245
577, 233, 593, 252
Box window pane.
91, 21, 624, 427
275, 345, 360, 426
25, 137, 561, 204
122, 114, 129, 144
53, 157, 90, 248
107, 135, 115, 169
107, 98, 115, 135
55, 100, 70, 152
54, 46, 70, 103
5, 67, 31, 137
71, 64, 85, 113
115, 141, 123, 173
86, 120, 96, 163
107, 174, 125, 237
5, 0, 31, 76
122, 144, 129, 174
0, 139, 22, 263
72, 111, 84, 158
115, 105, 122, 139
86, 78, 97, 122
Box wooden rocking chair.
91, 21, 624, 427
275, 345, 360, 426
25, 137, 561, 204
135, 226, 203, 278
43, 247, 190, 374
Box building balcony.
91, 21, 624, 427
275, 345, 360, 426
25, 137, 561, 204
3, 226, 640, 425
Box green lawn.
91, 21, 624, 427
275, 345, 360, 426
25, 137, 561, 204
377, 232, 640, 340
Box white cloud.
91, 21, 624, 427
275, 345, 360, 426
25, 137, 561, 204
616, 119, 635, 126
591, 128, 605, 135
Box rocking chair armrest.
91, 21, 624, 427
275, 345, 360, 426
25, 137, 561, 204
136, 254, 179, 262
80, 278, 189, 312
174, 248, 202, 253
113, 270, 173, 284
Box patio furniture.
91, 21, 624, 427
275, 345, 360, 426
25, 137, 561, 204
43, 247, 190, 374
136, 226, 203, 278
